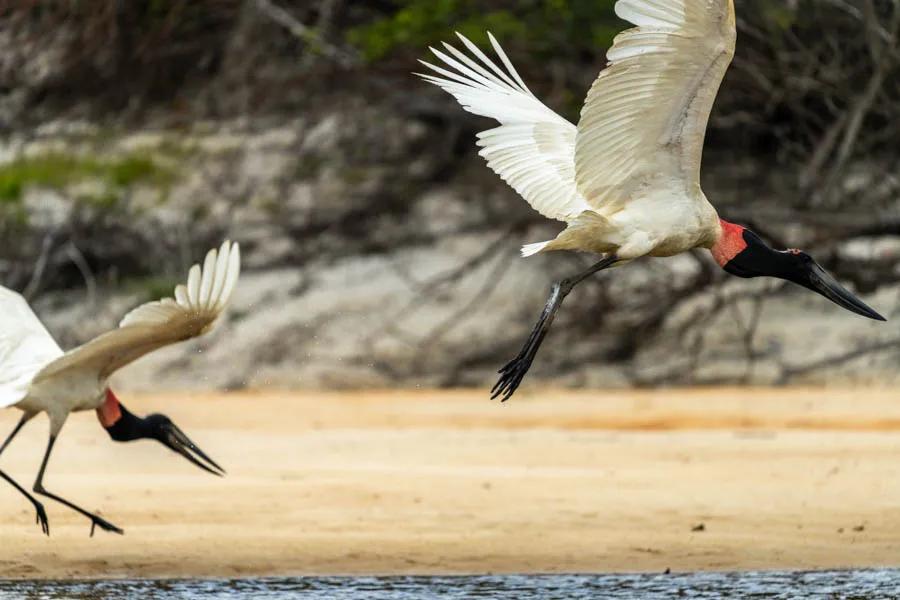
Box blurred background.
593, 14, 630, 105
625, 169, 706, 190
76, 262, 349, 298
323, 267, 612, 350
0, 0, 897, 392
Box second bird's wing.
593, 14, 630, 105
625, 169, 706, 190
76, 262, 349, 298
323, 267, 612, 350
418, 33, 592, 222
35, 241, 240, 383
575, 0, 736, 210
0, 287, 64, 408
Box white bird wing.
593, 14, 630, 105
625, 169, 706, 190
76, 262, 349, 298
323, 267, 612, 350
418, 33, 592, 222
575, 0, 736, 210
0, 287, 64, 408
34, 240, 240, 384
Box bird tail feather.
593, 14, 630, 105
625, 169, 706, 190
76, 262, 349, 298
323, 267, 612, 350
521, 241, 551, 257
521, 211, 615, 257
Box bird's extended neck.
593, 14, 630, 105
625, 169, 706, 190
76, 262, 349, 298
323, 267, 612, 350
98, 389, 146, 442
710, 219, 747, 268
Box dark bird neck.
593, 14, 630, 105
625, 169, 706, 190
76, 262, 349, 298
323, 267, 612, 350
99, 390, 149, 442
105, 404, 151, 442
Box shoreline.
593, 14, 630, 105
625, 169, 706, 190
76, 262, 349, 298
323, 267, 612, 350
2, 388, 899, 579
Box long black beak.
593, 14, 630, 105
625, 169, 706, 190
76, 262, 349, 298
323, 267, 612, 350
161, 423, 225, 477
801, 262, 886, 321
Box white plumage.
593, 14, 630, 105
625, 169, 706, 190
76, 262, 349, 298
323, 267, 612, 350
0, 240, 239, 535
418, 0, 885, 404
0, 289, 64, 410
1, 240, 240, 430
417, 32, 591, 222
418, 0, 736, 260
576, 0, 736, 207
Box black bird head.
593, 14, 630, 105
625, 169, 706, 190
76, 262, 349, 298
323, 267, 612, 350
714, 220, 885, 322
99, 390, 225, 476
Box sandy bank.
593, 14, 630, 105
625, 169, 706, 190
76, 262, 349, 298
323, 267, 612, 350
1, 388, 899, 579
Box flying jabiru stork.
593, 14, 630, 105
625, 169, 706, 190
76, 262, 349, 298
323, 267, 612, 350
0, 240, 239, 536
417, 0, 886, 401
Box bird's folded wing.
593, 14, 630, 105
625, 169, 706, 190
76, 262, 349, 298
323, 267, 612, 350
575, 0, 736, 210
35, 240, 240, 383
0, 287, 64, 408
418, 33, 592, 222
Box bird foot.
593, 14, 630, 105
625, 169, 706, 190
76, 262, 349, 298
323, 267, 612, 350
88, 514, 124, 537
491, 353, 535, 402
34, 502, 49, 536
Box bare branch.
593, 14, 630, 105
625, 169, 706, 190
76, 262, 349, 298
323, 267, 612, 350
253, 0, 357, 67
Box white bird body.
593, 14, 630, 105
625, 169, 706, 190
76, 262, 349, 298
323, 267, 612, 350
418, 0, 736, 262
525, 187, 721, 260
14, 371, 104, 422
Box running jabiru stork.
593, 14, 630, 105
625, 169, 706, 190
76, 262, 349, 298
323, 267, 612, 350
0, 240, 239, 536
417, 0, 886, 401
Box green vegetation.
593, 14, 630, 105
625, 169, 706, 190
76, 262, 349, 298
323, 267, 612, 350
347, 1, 525, 62
347, 0, 622, 63
108, 155, 161, 187
0, 152, 175, 206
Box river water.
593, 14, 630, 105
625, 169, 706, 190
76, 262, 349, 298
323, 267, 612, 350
2, 570, 900, 599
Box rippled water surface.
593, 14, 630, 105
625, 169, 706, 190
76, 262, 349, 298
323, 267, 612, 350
3, 570, 900, 599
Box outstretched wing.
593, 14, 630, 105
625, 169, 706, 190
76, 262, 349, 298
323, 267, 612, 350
35, 240, 240, 383
575, 0, 736, 209
418, 33, 592, 222
0, 287, 64, 408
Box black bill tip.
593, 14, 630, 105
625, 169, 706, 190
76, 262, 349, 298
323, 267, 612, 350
806, 263, 887, 322
163, 423, 226, 477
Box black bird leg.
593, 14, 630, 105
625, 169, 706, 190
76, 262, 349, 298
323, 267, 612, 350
0, 412, 48, 535
491, 254, 619, 402
33, 434, 124, 536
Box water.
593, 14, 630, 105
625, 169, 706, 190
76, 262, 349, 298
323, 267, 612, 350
2, 570, 899, 599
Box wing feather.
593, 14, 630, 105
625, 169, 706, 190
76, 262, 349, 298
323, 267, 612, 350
35, 241, 241, 382
219, 245, 241, 310
199, 249, 216, 306
0, 288, 63, 408
209, 240, 230, 308
417, 33, 591, 222
575, 0, 736, 210
174, 284, 189, 307
187, 264, 202, 307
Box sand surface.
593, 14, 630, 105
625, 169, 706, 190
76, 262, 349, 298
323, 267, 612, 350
1, 388, 900, 579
